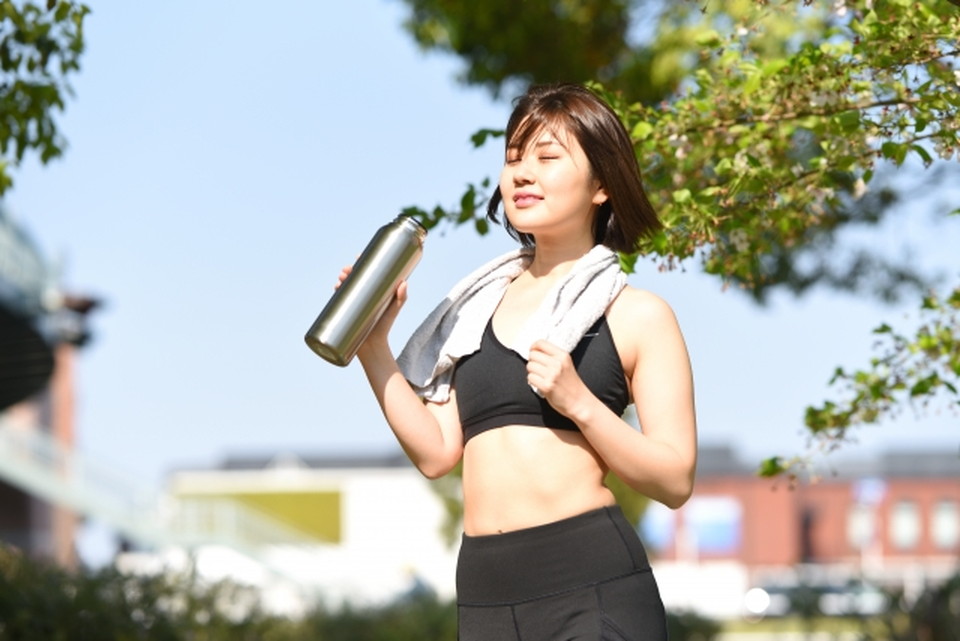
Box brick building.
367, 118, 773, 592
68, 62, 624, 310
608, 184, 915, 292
643, 445, 960, 615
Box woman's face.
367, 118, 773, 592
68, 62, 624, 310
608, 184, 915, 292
498, 124, 607, 244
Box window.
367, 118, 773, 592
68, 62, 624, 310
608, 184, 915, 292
847, 504, 875, 550
932, 500, 960, 550
640, 501, 676, 553
684, 496, 742, 555
889, 500, 920, 550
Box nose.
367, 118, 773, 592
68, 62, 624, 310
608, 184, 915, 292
512, 156, 535, 185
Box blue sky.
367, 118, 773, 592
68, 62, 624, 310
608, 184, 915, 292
7, 1, 958, 503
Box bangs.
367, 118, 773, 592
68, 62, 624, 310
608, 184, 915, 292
505, 109, 577, 155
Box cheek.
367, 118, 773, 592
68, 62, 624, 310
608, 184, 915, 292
498, 169, 511, 193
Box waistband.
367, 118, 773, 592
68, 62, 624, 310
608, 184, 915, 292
456, 505, 650, 606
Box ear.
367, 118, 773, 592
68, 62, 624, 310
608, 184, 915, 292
592, 184, 609, 206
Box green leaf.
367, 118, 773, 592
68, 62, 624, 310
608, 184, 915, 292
911, 144, 933, 166
458, 185, 476, 222
761, 59, 790, 77
694, 29, 721, 47
672, 189, 692, 204
55, 3, 71, 21
758, 457, 786, 478
631, 121, 653, 141
470, 128, 503, 148
880, 141, 907, 165
618, 251, 639, 274
910, 374, 939, 397
743, 70, 762, 96
836, 110, 860, 133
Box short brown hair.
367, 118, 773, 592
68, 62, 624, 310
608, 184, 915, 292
487, 83, 660, 253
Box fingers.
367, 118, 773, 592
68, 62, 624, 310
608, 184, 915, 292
334, 254, 361, 289
528, 339, 563, 360
526, 341, 563, 383
335, 265, 352, 289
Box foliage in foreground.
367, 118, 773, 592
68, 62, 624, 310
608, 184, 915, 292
859, 574, 960, 641
5, 544, 960, 640
0, 546, 723, 641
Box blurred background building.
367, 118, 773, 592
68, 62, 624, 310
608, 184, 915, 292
0, 207, 98, 569
644, 445, 960, 618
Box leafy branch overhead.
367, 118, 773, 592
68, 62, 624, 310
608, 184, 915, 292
0, 1, 89, 194
409, 1, 958, 289
401, 0, 960, 474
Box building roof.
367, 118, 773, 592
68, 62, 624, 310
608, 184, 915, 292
842, 449, 960, 479
170, 444, 960, 480
694, 444, 960, 480
213, 450, 414, 472
695, 444, 754, 477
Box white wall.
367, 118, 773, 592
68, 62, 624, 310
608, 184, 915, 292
151, 462, 460, 611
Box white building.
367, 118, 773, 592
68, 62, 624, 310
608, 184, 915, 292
123, 451, 460, 614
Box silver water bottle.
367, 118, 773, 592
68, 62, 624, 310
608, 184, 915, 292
305, 214, 427, 366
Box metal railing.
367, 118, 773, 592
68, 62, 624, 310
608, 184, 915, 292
0, 421, 316, 578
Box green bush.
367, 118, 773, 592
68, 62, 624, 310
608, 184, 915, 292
300, 593, 457, 641
0, 545, 284, 641
0, 545, 719, 640
859, 573, 960, 641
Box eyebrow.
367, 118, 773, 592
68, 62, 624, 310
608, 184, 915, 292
507, 139, 563, 151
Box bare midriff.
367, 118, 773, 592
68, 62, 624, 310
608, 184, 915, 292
461, 424, 617, 536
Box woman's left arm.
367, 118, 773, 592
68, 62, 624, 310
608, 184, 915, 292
527, 288, 697, 508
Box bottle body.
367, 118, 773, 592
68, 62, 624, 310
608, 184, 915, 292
305, 214, 426, 366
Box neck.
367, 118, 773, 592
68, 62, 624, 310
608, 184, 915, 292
526, 239, 595, 279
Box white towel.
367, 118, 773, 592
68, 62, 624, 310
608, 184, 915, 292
397, 245, 627, 402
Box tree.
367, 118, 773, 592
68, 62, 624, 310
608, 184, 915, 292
400, 0, 945, 304
398, 0, 960, 479
0, 0, 89, 195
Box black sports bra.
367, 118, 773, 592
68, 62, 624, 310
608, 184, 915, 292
452, 316, 630, 443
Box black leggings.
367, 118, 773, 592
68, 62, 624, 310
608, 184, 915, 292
456, 506, 667, 641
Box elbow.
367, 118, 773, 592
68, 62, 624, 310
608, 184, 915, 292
419, 464, 450, 480
661, 483, 694, 510
416, 455, 461, 480
663, 451, 697, 509
661, 470, 696, 510
629, 473, 694, 510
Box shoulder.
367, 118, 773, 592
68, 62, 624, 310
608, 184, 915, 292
606, 286, 684, 369
608, 285, 680, 331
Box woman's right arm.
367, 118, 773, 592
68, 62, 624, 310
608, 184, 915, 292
349, 277, 464, 479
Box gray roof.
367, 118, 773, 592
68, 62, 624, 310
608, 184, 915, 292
173, 444, 959, 479
215, 450, 413, 471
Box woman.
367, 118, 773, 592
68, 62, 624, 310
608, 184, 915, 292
342, 83, 697, 641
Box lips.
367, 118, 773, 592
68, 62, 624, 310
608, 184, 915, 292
512, 192, 542, 207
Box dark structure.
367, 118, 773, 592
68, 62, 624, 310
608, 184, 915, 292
0, 208, 98, 567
